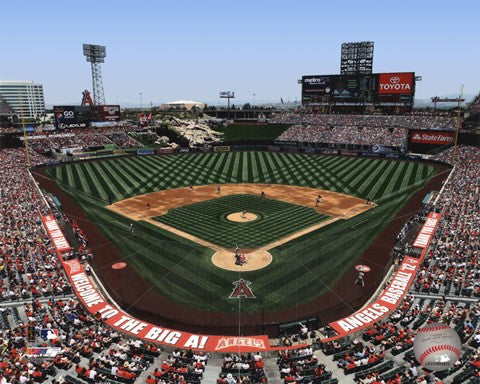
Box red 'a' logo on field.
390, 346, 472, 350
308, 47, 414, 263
229, 279, 256, 299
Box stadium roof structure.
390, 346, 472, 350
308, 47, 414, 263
165, 100, 204, 105
160, 99, 206, 110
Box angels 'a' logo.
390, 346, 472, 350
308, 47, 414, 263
229, 279, 255, 299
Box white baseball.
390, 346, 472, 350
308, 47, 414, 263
413, 323, 461, 371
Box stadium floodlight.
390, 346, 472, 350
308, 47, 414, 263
340, 41, 374, 75
83, 44, 106, 105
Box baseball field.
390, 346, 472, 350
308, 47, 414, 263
37, 151, 444, 332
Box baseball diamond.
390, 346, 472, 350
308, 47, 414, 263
154, 194, 330, 248
36, 151, 445, 334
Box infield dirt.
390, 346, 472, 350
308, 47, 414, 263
107, 184, 372, 271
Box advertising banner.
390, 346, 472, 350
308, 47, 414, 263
219, 91, 234, 98
53, 105, 93, 129
61, 258, 274, 352
214, 146, 231, 152
137, 149, 155, 155
25, 347, 63, 358
302, 72, 415, 106
412, 212, 441, 249
156, 148, 175, 154
409, 131, 455, 145
378, 73, 414, 94
302, 74, 374, 104
42, 215, 71, 253
329, 256, 421, 336
325, 212, 441, 340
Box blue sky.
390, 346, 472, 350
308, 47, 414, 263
1, 0, 479, 106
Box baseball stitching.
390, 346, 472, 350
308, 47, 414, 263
417, 324, 451, 333
418, 345, 461, 365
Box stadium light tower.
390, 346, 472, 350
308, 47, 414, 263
340, 41, 374, 75
83, 44, 106, 105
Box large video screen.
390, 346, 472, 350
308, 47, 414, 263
374, 72, 414, 105
302, 72, 415, 106
53, 106, 91, 129
93, 105, 121, 121
302, 74, 374, 104
53, 105, 121, 128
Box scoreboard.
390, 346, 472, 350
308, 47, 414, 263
53, 105, 121, 129
302, 72, 415, 106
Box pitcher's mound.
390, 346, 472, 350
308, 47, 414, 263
212, 249, 272, 271
226, 212, 258, 222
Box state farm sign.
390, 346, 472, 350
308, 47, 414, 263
410, 130, 454, 145
378, 73, 414, 94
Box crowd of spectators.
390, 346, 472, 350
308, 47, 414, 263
0, 148, 214, 384
0, 149, 70, 302
413, 146, 480, 298
20, 126, 144, 154
217, 352, 266, 383
467, 93, 480, 114
0, 141, 479, 383
277, 124, 407, 147
106, 132, 141, 148
272, 113, 456, 147
277, 346, 335, 383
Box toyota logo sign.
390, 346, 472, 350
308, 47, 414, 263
379, 73, 413, 94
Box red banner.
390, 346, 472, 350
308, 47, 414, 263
325, 212, 442, 340
378, 72, 414, 94
328, 256, 420, 336
62, 259, 273, 352
42, 216, 305, 352
409, 131, 454, 145
42, 215, 71, 253
413, 212, 441, 248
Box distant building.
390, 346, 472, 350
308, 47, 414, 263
0, 81, 45, 119
0, 95, 17, 127
160, 100, 206, 111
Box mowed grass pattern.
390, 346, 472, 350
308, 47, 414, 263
46, 152, 437, 312
156, 194, 329, 248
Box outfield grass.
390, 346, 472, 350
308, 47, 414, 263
155, 194, 329, 248
216, 123, 290, 142
45, 152, 437, 312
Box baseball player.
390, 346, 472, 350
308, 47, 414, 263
355, 271, 365, 287
315, 195, 322, 207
